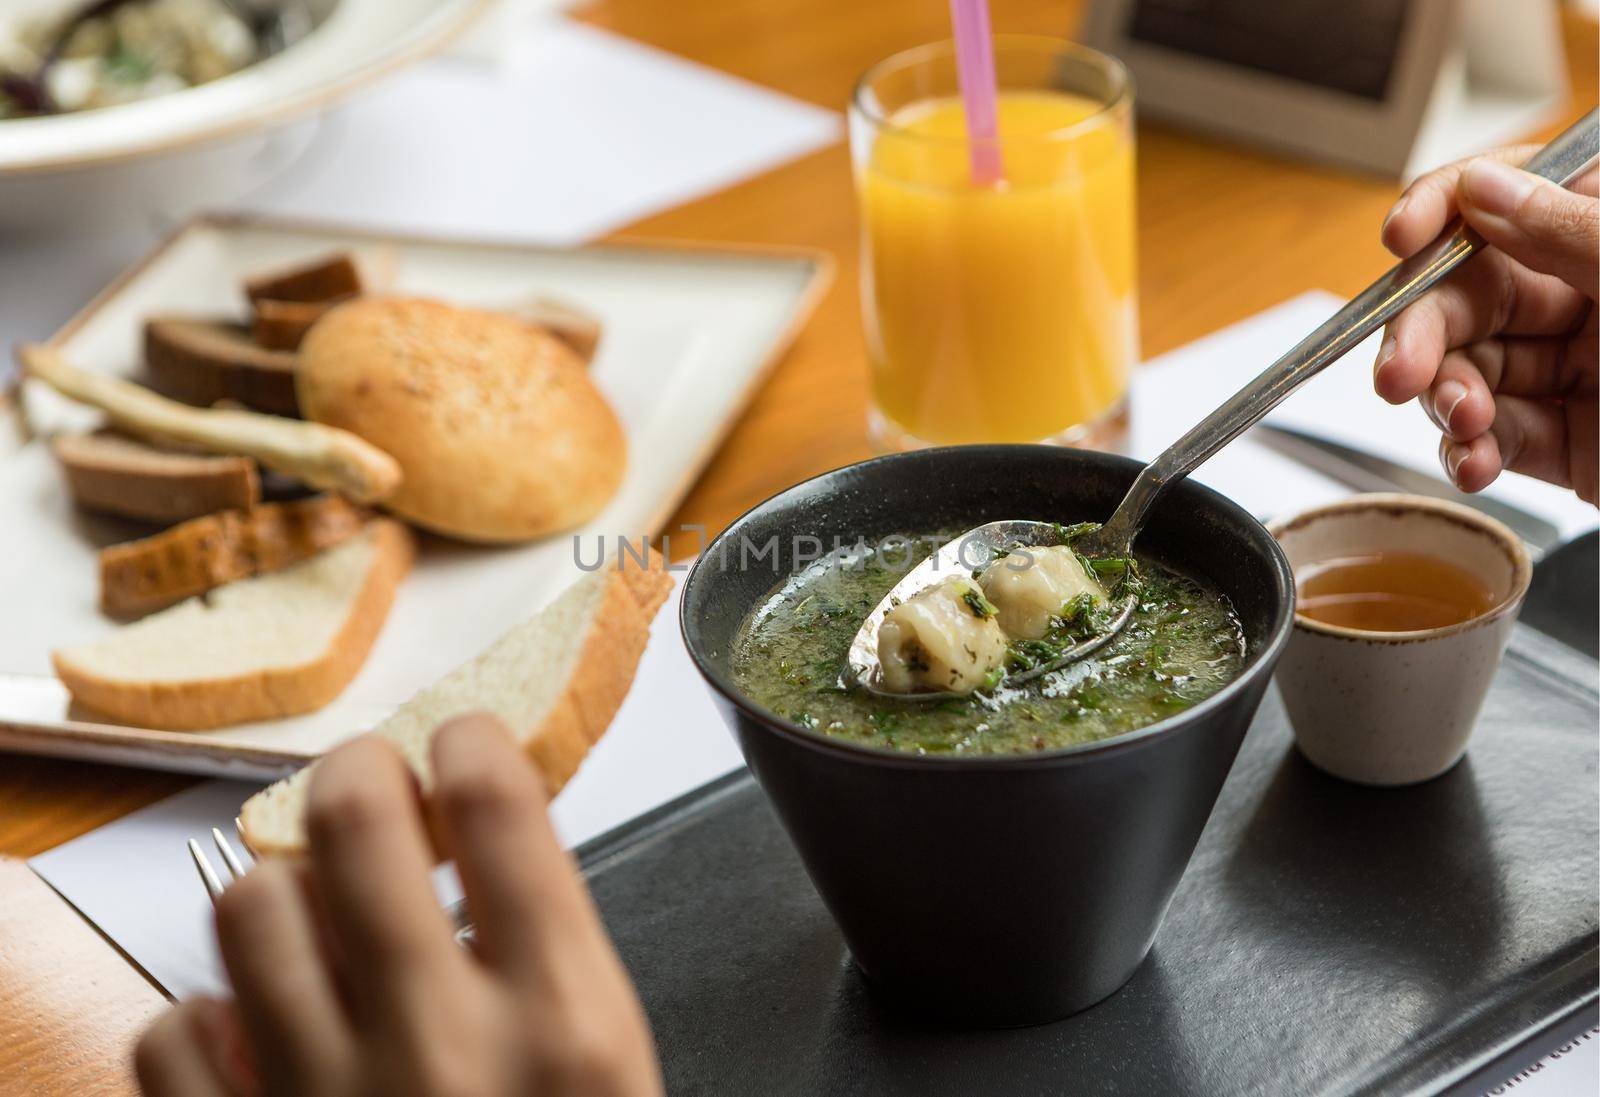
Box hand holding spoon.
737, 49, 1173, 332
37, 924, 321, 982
848, 108, 1599, 700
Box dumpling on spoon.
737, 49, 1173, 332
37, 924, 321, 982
978, 545, 1107, 641
878, 577, 1007, 695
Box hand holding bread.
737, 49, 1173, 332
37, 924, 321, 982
137, 716, 665, 1097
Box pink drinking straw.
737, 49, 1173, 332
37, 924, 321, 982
948, 0, 1003, 185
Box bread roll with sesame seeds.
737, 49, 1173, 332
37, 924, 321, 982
297, 297, 625, 543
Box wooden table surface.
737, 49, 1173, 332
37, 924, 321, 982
1, 2, 1594, 1093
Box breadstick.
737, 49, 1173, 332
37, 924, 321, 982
18, 344, 401, 503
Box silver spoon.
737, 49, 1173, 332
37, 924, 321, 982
848, 108, 1599, 701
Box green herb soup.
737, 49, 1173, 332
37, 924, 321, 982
730, 531, 1247, 755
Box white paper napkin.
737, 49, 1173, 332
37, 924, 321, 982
29, 572, 743, 1000
240, 20, 841, 246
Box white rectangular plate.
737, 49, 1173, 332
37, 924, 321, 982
0, 214, 828, 779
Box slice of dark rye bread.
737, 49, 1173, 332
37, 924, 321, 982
54, 520, 414, 731
99, 494, 368, 617
143, 317, 300, 416
251, 298, 349, 351
239, 555, 674, 856
244, 253, 363, 305
53, 430, 261, 523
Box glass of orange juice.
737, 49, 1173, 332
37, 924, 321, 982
850, 36, 1136, 450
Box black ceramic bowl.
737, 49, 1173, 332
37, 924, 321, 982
681, 446, 1295, 1026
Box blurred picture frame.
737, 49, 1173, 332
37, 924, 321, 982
1081, 0, 1567, 178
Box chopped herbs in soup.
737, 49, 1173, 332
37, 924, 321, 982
731, 529, 1247, 754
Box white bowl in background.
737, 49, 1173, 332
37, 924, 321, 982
0, 0, 489, 235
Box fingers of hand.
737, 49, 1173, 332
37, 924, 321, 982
304, 735, 462, 1028
1460, 159, 1600, 297
1424, 331, 1592, 491
1382, 145, 1538, 257
1374, 264, 1503, 403
428, 713, 590, 985
1374, 254, 1586, 403
1421, 342, 1509, 442
1485, 395, 1575, 492
1439, 395, 1574, 495
213, 859, 349, 1091
1374, 326, 1431, 404
1421, 332, 1588, 437
1439, 433, 1501, 494
134, 999, 244, 1097
1423, 375, 1482, 443
428, 715, 665, 1093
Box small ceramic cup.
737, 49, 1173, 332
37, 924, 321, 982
1268, 494, 1533, 786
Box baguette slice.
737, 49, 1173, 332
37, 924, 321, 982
54, 519, 413, 731
99, 494, 368, 617
54, 430, 260, 523
240, 556, 673, 856
144, 317, 300, 416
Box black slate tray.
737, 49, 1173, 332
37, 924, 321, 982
578, 624, 1599, 1097
1521, 531, 1599, 659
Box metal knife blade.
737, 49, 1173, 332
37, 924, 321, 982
1253, 423, 1562, 556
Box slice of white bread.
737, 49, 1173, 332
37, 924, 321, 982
54, 519, 413, 731
239, 556, 674, 856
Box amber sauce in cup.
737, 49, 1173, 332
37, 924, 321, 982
1295, 551, 1499, 632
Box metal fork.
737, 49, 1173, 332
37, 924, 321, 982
187, 823, 476, 947
187, 822, 251, 903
